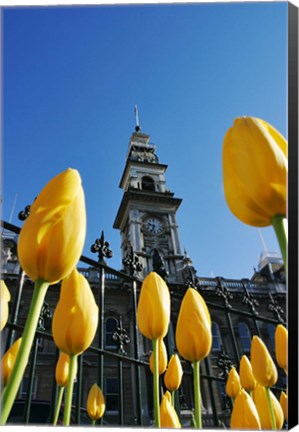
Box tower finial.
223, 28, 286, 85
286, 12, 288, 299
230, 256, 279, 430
134, 105, 141, 132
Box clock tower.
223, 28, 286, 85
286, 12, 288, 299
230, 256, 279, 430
113, 119, 185, 283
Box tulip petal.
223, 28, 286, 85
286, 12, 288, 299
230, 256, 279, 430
52, 269, 98, 356
149, 338, 168, 375
231, 388, 261, 429
253, 384, 284, 429
160, 393, 181, 428
164, 354, 183, 392
137, 272, 170, 340
0, 281, 11, 331
223, 117, 287, 227
87, 383, 105, 421
275, 324, 288, 372
239, 355, 256, 392
176, 288, 211, 362
18, 169, 86, 284
1, 338, 22, 386
226, 366, 241, 399
251, 336, 277, 387
279, 391, 288, 422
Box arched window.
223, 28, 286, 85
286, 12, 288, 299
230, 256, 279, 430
238, 322, 251, 353
105, 317, 118, 349
141, 176, 155, 191
212, 322, 222, 351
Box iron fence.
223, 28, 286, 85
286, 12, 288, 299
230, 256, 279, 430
1, 220, 287, 427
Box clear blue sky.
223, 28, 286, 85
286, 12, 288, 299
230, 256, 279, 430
2, 2, 288, 279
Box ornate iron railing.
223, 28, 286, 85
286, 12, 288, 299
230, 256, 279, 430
1, 220, 287, 427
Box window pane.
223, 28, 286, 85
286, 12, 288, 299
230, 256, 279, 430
107, 395, 119, 411
107, 378, 118, 393
105, 378, 119, 412
212, 322, 222, 351
106, 318, 117, 332
238, 323, 251, 352
105, 318, 118, 348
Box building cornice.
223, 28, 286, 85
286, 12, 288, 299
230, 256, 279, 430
113, 188, 182, 229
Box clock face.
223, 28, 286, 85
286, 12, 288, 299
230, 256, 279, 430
144, 217, 163, 235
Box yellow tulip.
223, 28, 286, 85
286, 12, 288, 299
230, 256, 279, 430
149, 338, 168, 375
175, 288, 212, 362
87, 383, 105, 421
222, 116, 287, 227
55, 352, 78, 387
160, 392, 181, 428
18, 168, 86, 284
52, 268, 98, 356
253, 383, 284, 429
251, 336, 277, 387
137, 272, 170, 340
0, 281, 11, 331
230, 388, 261, 429
279, 391, 288, 422
275, 324, 288, 372
1, 338, 22, 386
239, 355, 256, 392
226, 366, 241, 399
164, 354, 183, 392
164, 390, 172, 404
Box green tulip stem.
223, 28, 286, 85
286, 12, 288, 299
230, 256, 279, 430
63, 354, 77, 426
271, 215, 287, 269
171, 390, 175, 406
53, 386, 65, 426
0, 280, 49, 425
152, 338, 161, 427
265, 387, 276, 430
92, 420, 96, 426
193, 360, 202, 429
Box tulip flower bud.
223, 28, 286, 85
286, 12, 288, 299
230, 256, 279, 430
52, 269, 98, 356
160, 392, 181, 428
275, 324, 288, 372
164, 390, 172, 404
137, 272, 170, 340
251, 336, 277, 387
222, 117, 287, 227
253, 383, 284, 429
230, 388, 261, 430
164, 354, 183, 392
1, 338, 22, 386
87, 383, 105, 421
55, 352, 78, 387
18, 168, 86, 284
239, 355, 256, 392
226, 366, 241, 399
149, 338, 168, 375
279, 391, 288, 422
175, 288, 212, 363
0, 281, 11, 331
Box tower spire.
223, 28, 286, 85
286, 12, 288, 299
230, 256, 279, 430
134, 105, 141, 132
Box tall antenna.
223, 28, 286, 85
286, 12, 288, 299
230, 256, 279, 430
9, 193, 18, 223
134, 105, 141, 132
258, 229, 268, 253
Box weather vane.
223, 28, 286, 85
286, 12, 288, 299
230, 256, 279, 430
134, 105, 141, 132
